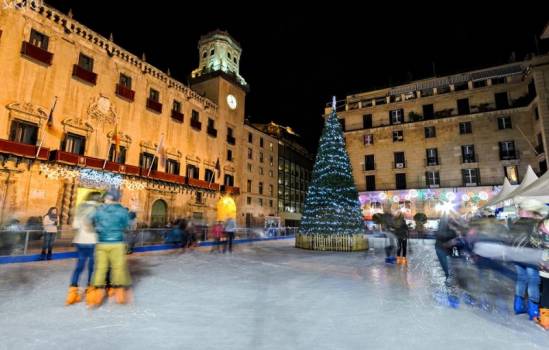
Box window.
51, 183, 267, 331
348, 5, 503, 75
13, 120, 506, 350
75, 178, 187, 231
459, 122, 472, 134
366, 175, 376, 191
461, 145, 476, 163
535, 107, 540, 121
392, 130, 403, 142
497, 116, 512, 130
269, 200, 273, 208
457, 98, 470, 115
364, 134, 374, 145
247, 163, 252, 172
499, 141, 516, 160
269, 184, 274, 196
227, 149, 233, 161
269, 155, 274, 167
389, 109, 404, 124
224, 174, 234, 186
205, 169, 215, 183
108, 145, 126, 164
140, 152, 157, 171
454, 82, 468, 91
210, 49, 215, 56
269, 170, 273, 177
196, 192, 203, 204
473, 80, 487, 88
166, 159, 180, 175
422, 104, 434, 119
462, 168, 480, 186
78, 53, 94, 71
424, 126, 436, 138
363, 114, 372, 128
259, 182, 264, 195
248, 148, 253, 160
9, 120, 38, 145
504, 165, 519, 185
258, 198, 263, 206
119, 73, 132, 88
191, 110, 199, 121
149, 88, 160, 102
247, 180, 252, 192
186, 164, 199, 179
364, 155, 375, 171
395, 173, 407, 190
338, 118, 345, 131
260, 137, 264, 148
495, 92, 509, 109
259, 167, 264, 175
248, 132, 253, 143
394, 152, 405, 168
227, 52, 232, 59
259, 152, 264, 163
426, 171, 440, 187
202, 51, 207, 59
62, 133, 86, 155
491, 77, 505, 85
172, 100, 181, 113
426, 148, 438, 165
247, 197, 252, 205
30, 29, 49, 50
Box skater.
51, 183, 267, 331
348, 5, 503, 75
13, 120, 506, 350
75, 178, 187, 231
41, 207, 58, 260
537, 218, 549, 329
65, 191, 101, 305
509, 199, 545, 320
435, 213, 457, 280
86, 188, 131, 307
223, 217, 236, 254
210, 220, 223, 253
394, 214, 409, 265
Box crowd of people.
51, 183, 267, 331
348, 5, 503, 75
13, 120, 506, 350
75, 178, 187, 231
382, 199, 549, 330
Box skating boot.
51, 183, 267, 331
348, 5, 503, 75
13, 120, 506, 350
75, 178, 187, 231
86, 287, 105, 308
514, 296, 527, 315
385, 256, 396, 264
65, 286, 82, 305
396, 257, 402, 264
113, 287, 130, 304
401, 257, 408, 265
537, 308, 549, 330
106, 286, 116, 298
528, 300, 540, 321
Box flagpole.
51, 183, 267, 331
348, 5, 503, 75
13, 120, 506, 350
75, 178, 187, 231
35, 96, 58, 160
103, 142, 113, 170
148, 133, 164, 177
147, 153, 156, 177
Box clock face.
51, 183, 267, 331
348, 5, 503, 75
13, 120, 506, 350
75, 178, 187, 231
227, 94, 237, 110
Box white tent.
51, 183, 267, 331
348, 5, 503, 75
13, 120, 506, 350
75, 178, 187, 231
484, 177, 517, 208
492, 165, 538, 207
513, 168, 549, 204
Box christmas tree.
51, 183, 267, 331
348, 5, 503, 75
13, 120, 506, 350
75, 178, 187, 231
297, 97, 365, 250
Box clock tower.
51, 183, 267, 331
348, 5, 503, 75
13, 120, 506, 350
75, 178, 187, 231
190, 30, 248, 128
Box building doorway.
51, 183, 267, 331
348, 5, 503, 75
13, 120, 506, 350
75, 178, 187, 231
150, 199, 167, 227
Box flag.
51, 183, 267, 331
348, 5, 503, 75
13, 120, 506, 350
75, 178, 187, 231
112, 123, 120, 160
215, 158, 221, 177
47, 96, 57, 127
156, 133, 165, 167
35, 96, 57, 159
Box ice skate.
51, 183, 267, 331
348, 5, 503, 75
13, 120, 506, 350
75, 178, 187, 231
65, 286, 82, 305
86, 287, 105, 308
113, 288, 130, 304
536, 309, 549, 330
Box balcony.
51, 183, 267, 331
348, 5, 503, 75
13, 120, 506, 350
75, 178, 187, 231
207, 127, 218, 137
500, 150, 519, 161
171, 110, 184, 123
0, 139, 50, 160
392, 161, 407, 169
461, 154, 478, 163
425, 158, 440, 166
146, 98, 163, 114
221, 185, 240, 195
187, 177, 220, 191
227, 135, 236, 145
20, 41, 53, 65
72, 65, 97, 85
361, 163, 376, 171
115, 84, 135, 102
190, 119, 202, 130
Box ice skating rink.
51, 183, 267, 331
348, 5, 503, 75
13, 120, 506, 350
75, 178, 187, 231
1, 239, 548, 350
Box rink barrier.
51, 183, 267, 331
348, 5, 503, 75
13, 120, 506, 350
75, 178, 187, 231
295, 233, 369, 251
0, 234, 295, 264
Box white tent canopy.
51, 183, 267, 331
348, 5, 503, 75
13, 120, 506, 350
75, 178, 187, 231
484, 177, 517, 208
513, 168, 549, 204
492, 165, 538, 207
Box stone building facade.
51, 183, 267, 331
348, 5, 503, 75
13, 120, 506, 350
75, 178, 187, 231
0, 4, 245, 228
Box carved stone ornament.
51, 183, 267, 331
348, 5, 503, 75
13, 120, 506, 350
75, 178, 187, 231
61, 118, 94, 134
87, 95, 117, 124
6, 102, 49, 123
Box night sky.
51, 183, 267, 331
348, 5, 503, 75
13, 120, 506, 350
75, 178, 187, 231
45, 1, 548, 152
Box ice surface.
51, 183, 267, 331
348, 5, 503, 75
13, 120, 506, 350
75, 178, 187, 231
0, 239, 548, 350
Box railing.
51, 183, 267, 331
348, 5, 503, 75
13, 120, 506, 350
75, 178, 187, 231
499, 150, 519, 161
190, 119, 202, 130
171, 110, 184, 122
226, 135, 236, 145
0, 227, 298, 257
0, 139, 50, 160
207, 127, 218, 137
461, 154, 478, 163
425, 158, 440, 166
20, 41, 53, 65
116, 83, 135, 101
72, 64, 97, 85
146, 98, 163, 113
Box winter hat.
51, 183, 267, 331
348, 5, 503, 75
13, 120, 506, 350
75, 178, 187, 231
105, 187, 121, 202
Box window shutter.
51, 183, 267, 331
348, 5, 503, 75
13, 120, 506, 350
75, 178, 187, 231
476, 168, 481, 185
9, 122, 17, 141
462, 169, 467, 185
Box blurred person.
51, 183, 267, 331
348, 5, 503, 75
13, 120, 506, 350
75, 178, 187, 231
1, 219, 22, 255
126, 211, 137, 254
394, 214, 409, 265
210, 221, 223, 253
40, 207, 58, 260
223, 217, 236, 254
509, 199, 545, 320
65, 191, 101, 305
537, 218, 549, 329
86, 188, 131, 307
435, 214, 457, 280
